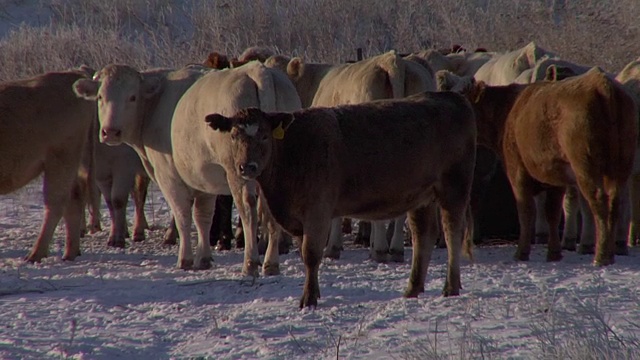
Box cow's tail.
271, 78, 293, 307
378, 50, 406, 99
246, 62, 277, 112
462, 205, 474, 261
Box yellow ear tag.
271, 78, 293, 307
272, 122, 285, 140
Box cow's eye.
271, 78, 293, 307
129, 95, 136, 102
261, 133, 269, 141
97, 95, 102, 101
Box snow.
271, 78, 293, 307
2, 179, 640, 360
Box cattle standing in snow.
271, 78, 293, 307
205, 91, 476, 308
440, 68, 637, 265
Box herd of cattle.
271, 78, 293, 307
2, 41, 639, 308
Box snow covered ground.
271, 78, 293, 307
2, 179, 640, 360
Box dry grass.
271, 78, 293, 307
0, 0, 638, 81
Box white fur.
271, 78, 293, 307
239, 123, 259, 137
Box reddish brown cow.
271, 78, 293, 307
442, 68, 638, 265
205, 91, 476, 308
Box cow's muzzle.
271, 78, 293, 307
101, 127, 123, 145
238, 162, 259, 179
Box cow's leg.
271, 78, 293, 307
86, 176, 102, 234
324, 218, 343, 259
62, 177, 86, 260
103, 178, 129, 248
355, 221, 371, 247
578, 194, 596, 254
509, 171, 537, 262
435, 207, 446, 248
234, 216, 245, 249
628, 174, 640, 247
211, 195, 233, 250
534, 192, 550, 244
544, 187, 565, 261
576, 180, 616, 266
131, 173, 150, 242
163, 216, 178, 245
370, 220, 389, 262
300, 214, 330, 309
259, 194, 280, 275
26, 155, 77, 262
614, 181, 631, 256
561, 186, 579, 251
404, 204, 439, 297
193, 194, 215, 270
161, 182, 195, 269
341, 217, 352, 234
230, 181, 260, 277
389, 215, 406, 263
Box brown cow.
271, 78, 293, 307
205, 91, 476, 308
440, 68, 638, 265
0, 69, 96, 262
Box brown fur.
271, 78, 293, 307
450, 68, 638, 265
204, 52, 231, 70
238, 46, 275, 62
0, 70, 96, 262
206, 91, 477, 308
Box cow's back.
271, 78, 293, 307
0, 71, 94, 193
509, 68, 638, 183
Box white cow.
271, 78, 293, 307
170, 62, 302, 275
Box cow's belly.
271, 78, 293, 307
177, 162, 231, 195
335, 175, 437, 220
521, 155, 577, 187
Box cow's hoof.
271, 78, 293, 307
403, 284, 424, 298
242, 260, 261, 277
593, 254, 615, 267
162, 238, 177, 246
546, 251, 563, 262
442, 285, 460, 297
195, 257, 213, 270
24, 252, 45, 263
263, 262, 280, 276
371, 250, 388, 263
178, 258, 194, 270
299, 287, 320, 309
323, 246, 341, 260
107, 236, 126, 248
133, 232, 145, 242
578, 244, 595, 255
514, 251, 530, 261
389, 249, 404, 263
62, 250, 81, 261
615, 243, 629, 256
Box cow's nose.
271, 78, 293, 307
238, 162, 258, 177
101, 127, 122, 145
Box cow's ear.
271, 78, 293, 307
73, 79, 99, 100
141, 76, 162, 98
435, 70, 453, 91
287, 57, 304, 80
205, 113, 232, 132
269, 113, 295, 140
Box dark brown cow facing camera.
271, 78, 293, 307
205, 91, 477, 308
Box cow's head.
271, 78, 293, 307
72, 64, 162, 145
205, 108, 294, 181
